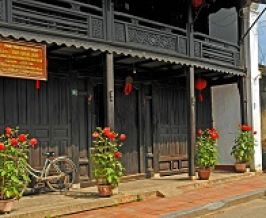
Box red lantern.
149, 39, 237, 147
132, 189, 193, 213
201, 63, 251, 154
35, 80, 40, 90
124, 76, 133, 96
195, 78, 207, 102
193, 0, 204, 8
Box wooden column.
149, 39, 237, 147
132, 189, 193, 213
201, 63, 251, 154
187, 66, 196, 178
187, 0, 196, 178
104, 52, 115, 128
70, 69, 80, 185
103, 0, 113, 41
187, 0, 194, 58
239, 76, 248, 124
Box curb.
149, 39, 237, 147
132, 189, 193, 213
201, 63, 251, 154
2, 193, 153, 218
2, 173, 260, 218
161, 189, 266, 218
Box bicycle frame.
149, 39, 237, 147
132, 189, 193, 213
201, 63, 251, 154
26, 158, 51, 181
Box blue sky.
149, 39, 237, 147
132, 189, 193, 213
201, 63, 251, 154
259, 4, 266, 65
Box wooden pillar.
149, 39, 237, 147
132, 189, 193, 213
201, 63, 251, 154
70, 69, 80, 185
103, 0, 113, 41
187, 66, 196, 178
187, 0, 196, 179
239, 76, 248, 124
104, 52, 115, 128
187, 0, 194, 58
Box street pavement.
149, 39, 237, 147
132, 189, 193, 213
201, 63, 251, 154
202, 197, 266, 218
65, 173, 266, 218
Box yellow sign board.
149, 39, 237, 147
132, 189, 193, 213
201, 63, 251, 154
0, 40, 47, 80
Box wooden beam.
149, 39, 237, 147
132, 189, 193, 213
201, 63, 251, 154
187, 66, 196, 178
104, 52, 115, 128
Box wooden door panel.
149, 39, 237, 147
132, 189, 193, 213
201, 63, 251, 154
153, 84, 188, 174
115, 85, 140, 175
0, 75, 72, 169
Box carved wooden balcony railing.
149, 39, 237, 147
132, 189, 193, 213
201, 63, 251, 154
0, 0, 105, 40
0, 0, 241, 69
113, 11, 188, 56
194, 32, 241, 67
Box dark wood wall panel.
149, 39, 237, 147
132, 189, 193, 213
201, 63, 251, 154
0, 75, 72, 170
196, 87, 212, 129
114, 84, 140, 175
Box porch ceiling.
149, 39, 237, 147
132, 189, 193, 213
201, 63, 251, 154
0, 27, 245, 76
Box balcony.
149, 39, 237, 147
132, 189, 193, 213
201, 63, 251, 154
0, 0, 241, 69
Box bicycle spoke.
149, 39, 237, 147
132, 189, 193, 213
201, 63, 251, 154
45, 158, 76, 192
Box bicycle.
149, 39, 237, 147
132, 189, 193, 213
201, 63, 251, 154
26, 152, 76, 192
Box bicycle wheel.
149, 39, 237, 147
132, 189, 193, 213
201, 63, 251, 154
45, 157, 76, 192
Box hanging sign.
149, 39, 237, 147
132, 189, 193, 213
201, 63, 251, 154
0, 40, 47, 80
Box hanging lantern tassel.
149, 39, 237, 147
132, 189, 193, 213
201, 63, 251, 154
195, 78, 207, 102
123, 76, 133, 96
192, 0, 204, 8
35, 80, 40, 90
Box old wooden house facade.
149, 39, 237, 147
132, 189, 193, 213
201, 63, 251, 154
0, 0, 251, 186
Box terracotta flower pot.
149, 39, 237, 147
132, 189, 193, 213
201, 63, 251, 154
0, 199, 15, 214
97, 184, 113, 197
198, 168, 211, 180
235, 163, 246, 173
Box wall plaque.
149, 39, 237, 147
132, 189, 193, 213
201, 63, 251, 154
0, 40, 47, 80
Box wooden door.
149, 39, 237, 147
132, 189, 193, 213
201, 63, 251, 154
76, 78, 94, 182
114, 84, 140, 175
152, 84, 188, 175
0, 74, 72, 169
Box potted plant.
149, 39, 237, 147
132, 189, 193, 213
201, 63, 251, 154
0, 127, 38, 213
196, 128, 219, 180
231, 124, 256, 173
91, 127, 126, 197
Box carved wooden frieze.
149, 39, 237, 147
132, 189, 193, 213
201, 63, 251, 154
179, 37, 187, 55
91, 18, 104, 39
114, 23, 126, 42
194, 41, 202, 58
235, 52, 240, 66
128, 27, 176, 51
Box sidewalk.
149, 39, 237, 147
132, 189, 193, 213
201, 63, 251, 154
65, 173, 266, 218
1, 172, 264, 218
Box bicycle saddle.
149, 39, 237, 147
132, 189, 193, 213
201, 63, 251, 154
43, 152, 55, 158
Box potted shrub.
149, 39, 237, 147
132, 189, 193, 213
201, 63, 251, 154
91, 127, 126, 197
0, 127, 38, 213
196, 128, 219, 180
231, 124, 256, 173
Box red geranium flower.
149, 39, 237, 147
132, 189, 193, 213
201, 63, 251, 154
241, 125, 252, 131
92, 132, 99, 139
29, 138, 38, 148
197, 129, 203, 136
211, 132, 219, 140
0, 143, 6, 151
103, 127, 111, 136
106, 132, 116, 140
208, 128, 219, 140
114, 151, 122, 159
5, 127, 12, 135
11, 138, 18, 147
18, 134, 27, 142
119, 134, 127, 141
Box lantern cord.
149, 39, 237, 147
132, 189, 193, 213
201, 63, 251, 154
193, 2, 208, 23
